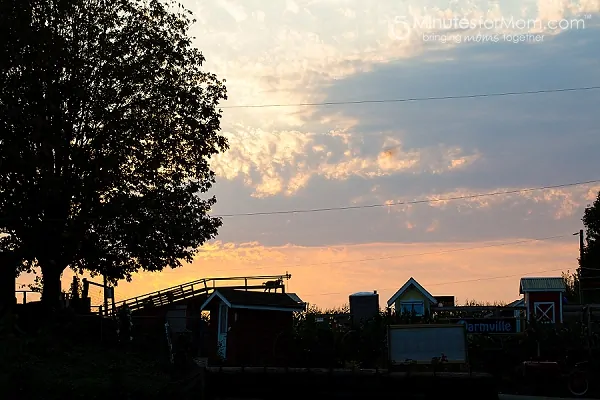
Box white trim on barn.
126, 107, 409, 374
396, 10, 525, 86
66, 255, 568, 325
559, 295, 563, 323
533, 301, 556, 323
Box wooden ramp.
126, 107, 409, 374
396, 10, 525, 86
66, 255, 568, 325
107, 273, 291, 316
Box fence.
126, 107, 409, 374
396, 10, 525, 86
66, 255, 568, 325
14, 290, 40, 304
12, 299, 600, 372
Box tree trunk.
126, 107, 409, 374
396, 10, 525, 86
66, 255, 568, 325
0, 269, 16, 335
0, 257, 17, 336
40, 261, 64, 312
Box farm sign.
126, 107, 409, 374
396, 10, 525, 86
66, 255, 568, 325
457, 318, 517, 334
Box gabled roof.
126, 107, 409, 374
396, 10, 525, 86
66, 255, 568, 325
506, 298, 525, 307
200, 289, 306, 312
386, 277, 437, 307
520, 277, 566, 294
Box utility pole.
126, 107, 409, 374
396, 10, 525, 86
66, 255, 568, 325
575, 229, 584, 304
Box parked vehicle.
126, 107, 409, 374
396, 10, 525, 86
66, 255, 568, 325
515, 356, 597, 397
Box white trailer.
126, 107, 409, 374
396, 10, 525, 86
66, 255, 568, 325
387, 324, 468, 365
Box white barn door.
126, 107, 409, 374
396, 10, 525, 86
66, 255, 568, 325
534, 302, 555, 323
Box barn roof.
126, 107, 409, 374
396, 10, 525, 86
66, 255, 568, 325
200, 289, 306, 312
519, 277, 566, 294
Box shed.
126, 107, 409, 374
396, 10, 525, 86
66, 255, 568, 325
520, 277, 566, 324
387, 277, 438, 316
200, 289, 305, 365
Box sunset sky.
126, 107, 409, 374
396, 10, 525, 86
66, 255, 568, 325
16, 0, 600, 309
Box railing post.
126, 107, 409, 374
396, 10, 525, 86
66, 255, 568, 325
23, 291, 26, 304
245, 278, 248, 291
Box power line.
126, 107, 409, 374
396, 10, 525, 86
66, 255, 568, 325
2, 180, 595, 221
305, 267, 568, 297
214, 179, 600, 217
203, 233, 570, 273
220, 85, 600, 109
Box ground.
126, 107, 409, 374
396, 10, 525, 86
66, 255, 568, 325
0, 328, 193, 399
500, 396, 597, 400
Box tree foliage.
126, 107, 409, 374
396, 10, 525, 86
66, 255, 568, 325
581, 191, 600, 302
562, 270, 580, 303
0, 0, 227, 306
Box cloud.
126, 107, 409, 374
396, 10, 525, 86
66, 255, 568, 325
189, 0, 599, 123
193, 0, 599, 214
208, 177, 599, 247
405, 184, 600, 220
212, 128, 481, 197
216, 0, 248, 23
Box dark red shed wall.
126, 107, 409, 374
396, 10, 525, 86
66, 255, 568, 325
226, 308, 294, 365
527, 292, 562, 323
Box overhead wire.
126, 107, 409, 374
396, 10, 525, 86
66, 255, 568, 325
2, 179, 597, 222
220, 85, 600, 109
213, 179, 600, 217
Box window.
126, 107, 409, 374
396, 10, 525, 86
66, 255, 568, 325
400, 301, 425, 316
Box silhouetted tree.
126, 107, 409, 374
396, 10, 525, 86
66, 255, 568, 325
581, 191, 600, 303
0, 0, 227, 309
562, 270, 580, 303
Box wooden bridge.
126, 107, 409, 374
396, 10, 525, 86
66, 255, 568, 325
105, 273, 292, 316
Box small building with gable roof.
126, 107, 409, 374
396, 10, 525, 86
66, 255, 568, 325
520, 277, 566, 324
200, 289, 305, 365
387, 277, 440, 316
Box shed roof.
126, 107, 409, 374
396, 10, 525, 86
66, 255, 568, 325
506, 298, 525, 307
519, 277, 566, 294
200, 289, 306, 312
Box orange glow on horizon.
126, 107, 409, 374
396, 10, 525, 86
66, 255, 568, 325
16, 239, 578, 309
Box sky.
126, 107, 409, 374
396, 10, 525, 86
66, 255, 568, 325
16, 0, 600, 309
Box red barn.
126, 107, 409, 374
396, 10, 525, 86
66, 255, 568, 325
200, 289, 305, 365
520, 277, 566, 324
